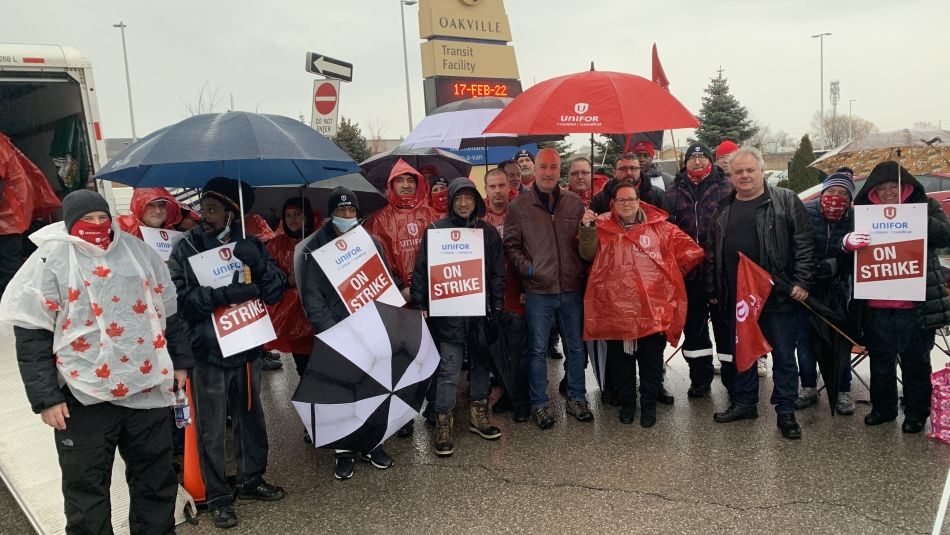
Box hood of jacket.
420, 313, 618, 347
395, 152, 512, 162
386, 158, 429, 209
854, 161, 927, 205
278, 196, 315, 239
446, 177, 485, 225
129, 187, 183, 228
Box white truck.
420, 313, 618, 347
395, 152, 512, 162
0, 43, 121, 214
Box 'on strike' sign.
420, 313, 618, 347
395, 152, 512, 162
311, 225, 404, 314
854, 203, 928, 301
427, 228, 485, 317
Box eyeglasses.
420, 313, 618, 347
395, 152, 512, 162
569, 171, 591, 177
615, 166, 641, 173
614, 197, 639, 205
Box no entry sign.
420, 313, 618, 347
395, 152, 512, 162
311, 79, 341, 137
427, 228, 485, 317
854, 204, 928, 301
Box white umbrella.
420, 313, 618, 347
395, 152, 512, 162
401, 108, 563, 151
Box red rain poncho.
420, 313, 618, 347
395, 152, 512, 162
117, 187, 183, 239
583, 203, 704, 344
364, 159, 439, 286
0, 133, 62, 235
265, 232, 314, 355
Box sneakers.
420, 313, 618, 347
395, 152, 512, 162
795, 387, 819, 410
361, 446, 393, 469
260, 351, 283, 371
713, 404, 758, 423
334, 454, 355, 480
835, 392, 855, 415
469, 399, 502, 439
566, 399, 594, 422
209, 505, 238, 529
756, 358, 767, 377
777, 413, 802, 439
434, 412, 454, 456
237, 479, 285, 501
533, 406, 556, 429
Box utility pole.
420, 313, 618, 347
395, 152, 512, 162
811, 33, 831, 148
830, 80, 840, 147
400, 0, 418, 133
849, 99, 856, 141
113, 21, 137, 142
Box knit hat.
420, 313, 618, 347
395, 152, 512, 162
684, 142, 713, 165
820, 171, 856, 198
715, 140, 739, 159
327, 186, 360, 216
201, 177, 255, 215
429, 176, 450, 189
63, 189, 111, 232
513, 149, 534, 162
631, 141, 655, 158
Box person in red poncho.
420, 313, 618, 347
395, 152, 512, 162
265, 197, 320, 377
579, 182, 704, 427
117, 187, 183, 239
364, 158, 439, 300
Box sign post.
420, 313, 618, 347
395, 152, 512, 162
305, 52, 353, 82
853, 204, 928, 301
311, 225, 405, 313
427, 228, 485, 317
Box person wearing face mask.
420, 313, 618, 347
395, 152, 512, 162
297, 187, 401, 479
168, 177, 288, 528
848, 161, 950, 434
117, 187, 183, 239
0, 189, 194, 535
794, 170, 858, 414
428, 175, 450, 218
410, 178, 506, 456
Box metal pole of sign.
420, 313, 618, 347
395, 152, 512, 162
113, 21, 138, 142
400, 0, 418, 134
932, 464, 950, 535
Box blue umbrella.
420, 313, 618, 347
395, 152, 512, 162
97, 112, 361, 188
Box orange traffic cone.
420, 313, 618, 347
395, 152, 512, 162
182, 378, 206, 504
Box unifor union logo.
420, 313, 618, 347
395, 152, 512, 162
736, 300, 749, 322
639, 235, 651, 248
884, 206, 897, 220
340, 194, 347, 202
219, 248, 232, 261
574, 102, 589, 114
407, 222, 419, 237
451, 229, 461, 241
159, 230, 169, 241
335, 239, 347, 251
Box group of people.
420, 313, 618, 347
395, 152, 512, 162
2, 135, 949, 533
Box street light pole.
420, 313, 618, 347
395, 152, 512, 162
113, 21, 137, 142
849, 99, 856, 141
400, 0, 418, 134
811, 32, 831, 148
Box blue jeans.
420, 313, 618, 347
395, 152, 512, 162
797, 321, 853, 392
525, 292, 587, 408
721, 308, 804, 414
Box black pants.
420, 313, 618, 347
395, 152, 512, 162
0, 233, 23, 298
55, 393, 177, 535
863, 308, 935, 421
607, 334, 666, 412
682, 278, 731, 388
192, 359, 269, 509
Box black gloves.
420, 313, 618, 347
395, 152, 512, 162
816, 258, 838, 279
211, 271, 261, 307
233, 239, 263, 267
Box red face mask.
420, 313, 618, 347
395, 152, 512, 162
71, 219, 113, 250
431, 189, 448, 213
686, 162, 712, 184
819, 194, 849, 221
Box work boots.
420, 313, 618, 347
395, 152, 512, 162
434, 412, 454, 457
468, 399, 502, 440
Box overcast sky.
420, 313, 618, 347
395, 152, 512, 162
5, 0, 949, 149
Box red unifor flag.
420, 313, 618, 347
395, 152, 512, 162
735, 252, 773, 373
652, 43, 670, 90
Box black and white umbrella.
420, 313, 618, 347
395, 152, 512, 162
291, 301, 439, 451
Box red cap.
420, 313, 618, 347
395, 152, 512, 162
631, 141, 655, 158
715, 140, 738, 159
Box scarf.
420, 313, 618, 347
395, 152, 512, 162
819, 194, 849, 221
70, 219, 113, 250
431, 189, 449, 213
686, 162, 712, 185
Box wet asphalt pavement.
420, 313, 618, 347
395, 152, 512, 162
2, 349, 950, 534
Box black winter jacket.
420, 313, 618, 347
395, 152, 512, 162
852, 170, 950, 330
298, 222, 400, 333
590, 178, 670, 216
168, 224, 287, 368
705, 184, 816, 311
667, 166, 733, 279
411, 179, 506, 344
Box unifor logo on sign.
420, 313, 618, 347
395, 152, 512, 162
884, 206, 897, 220
451, 229, 461, 241
219, 248, 232, 261
335, 239, 348, 251
159, 230, 169, 241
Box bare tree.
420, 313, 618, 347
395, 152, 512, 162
913, 121, 940, 130
180, 81, 225, 116
810, 112, 877, 147
365, 117, 390, 155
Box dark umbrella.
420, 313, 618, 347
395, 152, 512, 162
360, 147, 472, 193
480, 311, 524, 400
254, 173, 388, 226
97, 111, 361, 188
291, 301, 439, 451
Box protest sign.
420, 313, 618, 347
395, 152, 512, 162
311, 225, 404, 313
139, 227, 184, 261
427, 228, 485, 317
854, 204, 928, 301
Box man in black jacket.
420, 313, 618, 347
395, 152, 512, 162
705, 146, 815, 439
297, 187, 399, 479
411, 178, 506, 456
591, 152, 670, 216
168, 177, 287, 529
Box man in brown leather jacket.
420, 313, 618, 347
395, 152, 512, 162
503, 147, 593, 429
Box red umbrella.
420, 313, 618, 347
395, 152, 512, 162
483, 69, 699, 135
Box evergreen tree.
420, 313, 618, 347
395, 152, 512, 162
593, 135, 622, 175
787, 134, 821, 193
694, 71, 758, 148
332, 117, 371, 163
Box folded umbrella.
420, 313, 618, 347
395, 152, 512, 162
480, 311, 524, 401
